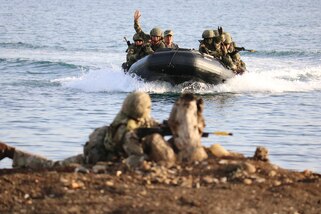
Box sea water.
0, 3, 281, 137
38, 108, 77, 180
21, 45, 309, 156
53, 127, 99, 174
1, 0, 321, 172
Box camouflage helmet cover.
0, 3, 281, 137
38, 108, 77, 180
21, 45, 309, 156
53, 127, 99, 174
232, 53, 241, 61
213, 30, 219, 37
220, 33, 226, 43
223, 32, 232, 44
150, 27, 163, 37
213, 35, 223, 43
164, 30, 174, 37
202, 30, 214, 39
121, 91, 151, 119
133, 33, 143, 41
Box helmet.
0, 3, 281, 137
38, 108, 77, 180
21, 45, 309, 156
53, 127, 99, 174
213, 30, 219, 37
133, 33, 143, 41
232, 53, 241, 61
164, 30, 174, 37
213, 36, 222, 44
202, 30, 214, 39
220, 33, 226, 43
121, 92, 151, 119
150, 28, 163, 37
223, 32, 232, 44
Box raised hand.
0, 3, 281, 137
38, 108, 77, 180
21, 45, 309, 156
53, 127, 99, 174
134, 10, 141, 21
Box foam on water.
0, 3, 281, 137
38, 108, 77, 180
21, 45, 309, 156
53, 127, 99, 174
53, 68, 175, 93
215, 66, 321, 93
55, 57, 321, 95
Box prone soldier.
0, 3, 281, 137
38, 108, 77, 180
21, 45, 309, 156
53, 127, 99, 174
0, 92, 176, 169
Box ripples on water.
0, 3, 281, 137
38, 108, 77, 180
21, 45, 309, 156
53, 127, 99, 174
1, 0, 321, 172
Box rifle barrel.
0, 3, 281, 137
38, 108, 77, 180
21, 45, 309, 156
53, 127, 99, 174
136, 127, 232, 138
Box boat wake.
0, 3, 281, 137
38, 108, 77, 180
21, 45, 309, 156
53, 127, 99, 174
55, 60, 321, 94
3, 44, 320, 94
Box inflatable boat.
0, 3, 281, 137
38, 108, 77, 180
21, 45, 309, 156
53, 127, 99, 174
125, 48, 236, 85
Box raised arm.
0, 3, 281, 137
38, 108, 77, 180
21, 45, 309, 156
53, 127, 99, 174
134, 10, 142, 33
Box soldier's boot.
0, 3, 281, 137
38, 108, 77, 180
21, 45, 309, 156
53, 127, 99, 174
0, 141, 15, 160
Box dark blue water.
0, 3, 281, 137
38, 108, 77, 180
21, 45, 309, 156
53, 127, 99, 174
1, 0, 321, 172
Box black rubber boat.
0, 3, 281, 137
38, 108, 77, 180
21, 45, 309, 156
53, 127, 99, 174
125, 48, 236, 85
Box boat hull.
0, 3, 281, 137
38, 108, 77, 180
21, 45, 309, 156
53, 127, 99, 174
127, 49, 236, 85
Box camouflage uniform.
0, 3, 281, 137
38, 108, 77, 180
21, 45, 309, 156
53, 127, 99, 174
231, 52, 246, 74
199, 30, 222, 58
134, 20, 165, 51
199, 41, 222, 58
230, 42, 247, 73
5, 125, 110, 169
11, 150, 84, 169
104, 92, 175, 167
1, 92, 176, 169
221, 32, 237, 70
164, 30, 179, 49
212, 31, 224, 57
151, 41, 166, 51
134, 19, 151, 44
166, 43, 178, 49
123, 33, 153, 70
126, 44, 154, 68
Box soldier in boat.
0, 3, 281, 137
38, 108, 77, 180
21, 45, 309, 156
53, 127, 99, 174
134, 10, 166, 51
164, 30, 179, 49
123, 33, 154, 70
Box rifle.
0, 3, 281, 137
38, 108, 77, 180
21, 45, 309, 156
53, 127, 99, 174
124, 37, 131, 46
124, 37, 131, 53
235, 47, 256, 53
216, 27, 255, 53
135, 126, 233, 139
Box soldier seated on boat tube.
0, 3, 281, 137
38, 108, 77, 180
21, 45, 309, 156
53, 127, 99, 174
0, 92, 176, 169
220, 32, 237, 71
134, 10, 166, 51
231, 52, 246, 74
164, 30, 179, 49
123, 33, 154, 70
199, 30, 222, 59
199, 28, 247, 74
221, 32, 247, 73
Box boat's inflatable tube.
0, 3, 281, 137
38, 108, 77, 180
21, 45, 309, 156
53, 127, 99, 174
127, 48, 236, 85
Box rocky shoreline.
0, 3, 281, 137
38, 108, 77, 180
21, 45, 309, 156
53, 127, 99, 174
1, 148, 320, 214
